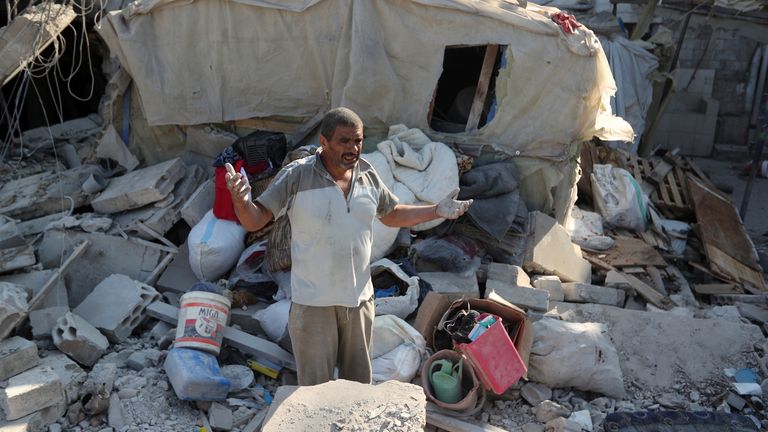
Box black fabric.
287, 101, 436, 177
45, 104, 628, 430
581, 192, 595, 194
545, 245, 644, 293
458, 162, 525, 240
603, 411, 759, 432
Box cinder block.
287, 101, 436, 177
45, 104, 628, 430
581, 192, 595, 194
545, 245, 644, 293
485, 280, 549, 312
73, 274, 159, 342
0, 397, 67, 431
532, 276, 564, 302
0, 366, 63, 421
562, 283, 625, 307
0, 337, 38, 382
52, 312, 109, 367
29, 306, 69, 339
37, 353, 87, 404
524, 212, 590, 284
488, 263, 531, 287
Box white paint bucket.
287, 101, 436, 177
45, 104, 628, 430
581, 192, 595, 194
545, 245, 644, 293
175, 291, 231, 355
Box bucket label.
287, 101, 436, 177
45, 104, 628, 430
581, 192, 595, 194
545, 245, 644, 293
176, 301, 229, 350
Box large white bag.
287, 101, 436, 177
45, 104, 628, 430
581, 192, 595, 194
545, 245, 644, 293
188, 209, 247, 281
371, 259, 420, 319
371, 315, 426, 383
528, 318, 625, 398
591, 164, 648, 232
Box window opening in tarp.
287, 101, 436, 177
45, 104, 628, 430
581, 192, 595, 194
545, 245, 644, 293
429, 44, 506, 134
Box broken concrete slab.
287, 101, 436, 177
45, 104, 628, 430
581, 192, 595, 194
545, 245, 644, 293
52, 312, 109, 367
156, 240, 199, 294
29, 306, 69, 339
38, 230, 163, 307
488, 263, 531, 287
521, 382, 552, 406
96, 125, 139, 172
0, 245, 36, 274
181, 178, 214, 228
485, 280, 549, 312
0, 3, 77, 86
0, 270, 68, 310
0, 165, 104, 221
418, 272, 480, 298
524, 212, 590, 283
533, 400, 571, 423
0, 366, 63, 421
15, 212, 68, 238
208, 402, 233, 431
262, 380, 426, 432
0, 219, 26, 249
532, 275, 564, 302
0, 282, 28, 340
0, 402, 64, 432
550, 302, 765, 392
73, 274, 159, 342
37, 352, 87, 404
126, 349, 162, 371
736, 303, 768, 325
545, 417, 582, 432
562, 283, 625, 307
0, 337, 38, 381
91, 158, 186, 214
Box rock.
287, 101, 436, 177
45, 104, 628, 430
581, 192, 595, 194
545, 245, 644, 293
588, 397, 614, 413
544, 417, 582, 432
726, 392, 747, 411
522, 423, 545, 432
0, 336, 39, 381
488, 263, 531, 287
521, 382, 553, 406
690, 390, 701, 402
126, 349, 162, 371
532, 276, 564, 302
0, 366, 63, 421
568, 410, 592, 431
534, 400, 571, 423
209, 402, 233, 431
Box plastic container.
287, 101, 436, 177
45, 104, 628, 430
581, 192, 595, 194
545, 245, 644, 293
420, 350, 480, 413
175, 291, 231, 355
458, 318, 527, 395
164, 347, 231, 401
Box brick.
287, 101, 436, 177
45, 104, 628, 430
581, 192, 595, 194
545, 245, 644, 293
562, 283, 625, 307
0, 366, 63, 421
73, 274, 159, 342
52, 312, 109, 367
486, 280, 549, 312
523, 212, 590, 284
37, 353, 87, 404
0, 337, 38, 382
488, 263, 531, 287
28, 306, 69, 339
532, 276, 564, 302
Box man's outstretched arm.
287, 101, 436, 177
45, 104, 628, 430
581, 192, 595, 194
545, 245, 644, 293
225, 162, 274, 232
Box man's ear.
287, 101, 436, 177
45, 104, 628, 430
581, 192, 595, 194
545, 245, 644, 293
319, 134, 328, 148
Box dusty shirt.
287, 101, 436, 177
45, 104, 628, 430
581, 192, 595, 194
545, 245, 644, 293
257, 152, 398, 307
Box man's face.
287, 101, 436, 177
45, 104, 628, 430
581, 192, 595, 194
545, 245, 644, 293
320, 125, 363, 172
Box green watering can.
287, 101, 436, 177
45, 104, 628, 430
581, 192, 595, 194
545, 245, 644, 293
429, 359, 463, 404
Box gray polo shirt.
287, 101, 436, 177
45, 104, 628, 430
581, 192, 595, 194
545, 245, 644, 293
257, 151, 398, 307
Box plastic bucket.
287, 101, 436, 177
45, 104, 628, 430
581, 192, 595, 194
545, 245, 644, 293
175, 291, 231, 355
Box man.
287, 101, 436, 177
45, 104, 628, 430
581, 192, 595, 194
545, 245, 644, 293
225, 107, 471, 386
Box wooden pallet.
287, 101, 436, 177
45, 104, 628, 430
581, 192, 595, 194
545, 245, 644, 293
622, 155, 692, 218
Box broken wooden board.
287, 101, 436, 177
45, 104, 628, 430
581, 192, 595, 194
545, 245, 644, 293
622, 154, 691, 218
688, 176, 766, 291
692, 283, 743, 295
0, 165, 104, 221
587, 255, 673, 310
0, 245, 36, 273
0, 3, 76, 86
599, 237, 667, 268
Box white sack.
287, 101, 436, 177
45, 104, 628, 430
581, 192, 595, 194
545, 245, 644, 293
371, 315, 426, 383
253, 299, 291, 343
591, 164, 648, 232
529, 318, 625, 398
371, 259, 420, 319
566, 206, 614, 251
188, 210, 247, 281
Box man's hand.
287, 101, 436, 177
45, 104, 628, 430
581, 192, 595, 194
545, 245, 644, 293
225, 162, 251, 205
436, 187, 472, 219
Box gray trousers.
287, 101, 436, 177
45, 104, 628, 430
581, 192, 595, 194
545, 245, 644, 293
288, 299, 375, 386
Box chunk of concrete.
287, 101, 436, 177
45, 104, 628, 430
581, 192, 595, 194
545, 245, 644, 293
418, 272, 479, 298
126, 349, 162, 371
180, 178, 214, 228
736, 303, 768, 324
91, 158, 186, 214
0, 246, 35, 275
533, 400, 571, 423
562, 283, 625, 306
523, 212, 591, 283
209, 402, 233, 431
0, 366, 63, 421
0, 402, 64, 432
73, 274, 159, 342
156, 240, 199, 294
262, 380, 426, 432
0, 219, 26, 249
37, 353, 87, 404
0, 337, 38, 381
0, 282, 28, 340
107, 392, 126, 431
29, 306, 69, 339
488, 263, 531, 287
486, 280, 549, 312
51, 312, 109, 367
532, 275, 564, 302
0, 270, 68, 310
520, 382, 552, 406
545, 417, 582, 432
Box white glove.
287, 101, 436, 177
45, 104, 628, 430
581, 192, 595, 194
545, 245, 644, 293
436, 187, 473, 219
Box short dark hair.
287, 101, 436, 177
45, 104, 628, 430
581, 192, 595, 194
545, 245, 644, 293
320, 107, 363, 140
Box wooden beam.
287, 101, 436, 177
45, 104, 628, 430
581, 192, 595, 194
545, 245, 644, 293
585, 254, 674, 309
427, 409, 508, 432
0, 3, 77, 86
466, 45, 499, 131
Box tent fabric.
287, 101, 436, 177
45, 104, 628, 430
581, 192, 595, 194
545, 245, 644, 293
97, 0, 633, 159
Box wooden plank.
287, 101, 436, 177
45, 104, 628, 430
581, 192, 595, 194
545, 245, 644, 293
465, 44, 499, 131
0, 3, 77, 86
599, 237, 667, 267
688, 176, 765, 291
666, 170, 684, 207
0, 245, 36, 273
693, 283, 743, 295
646, 266, 667, 295
584, 255, 673, 309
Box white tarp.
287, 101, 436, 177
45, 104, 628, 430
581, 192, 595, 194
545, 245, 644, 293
97, 0, 633, 159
